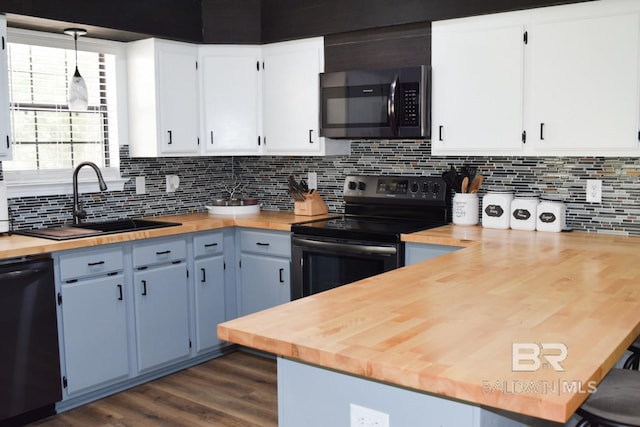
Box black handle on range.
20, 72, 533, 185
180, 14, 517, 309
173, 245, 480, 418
201, 268, 206, 283
141, 280, 147, 296
279, 268, 284, 283
117, 284, 123, 301
388, 75, 400, 136
168, 130, 173, 145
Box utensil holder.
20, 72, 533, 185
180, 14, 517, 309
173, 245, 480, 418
294, 191, 328, 216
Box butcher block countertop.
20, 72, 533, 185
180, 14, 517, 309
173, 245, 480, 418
219, 225, 640, 423
0, 211, 335, 259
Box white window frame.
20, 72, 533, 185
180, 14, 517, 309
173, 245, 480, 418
4, 27, 129, 198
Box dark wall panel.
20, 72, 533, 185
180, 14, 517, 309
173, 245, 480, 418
202, 0, 261, 43
1, 0, 203, 42
262, 0, 592, 43
324, 23, 430, 72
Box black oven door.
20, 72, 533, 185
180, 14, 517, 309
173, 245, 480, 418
291, 235, 402, 300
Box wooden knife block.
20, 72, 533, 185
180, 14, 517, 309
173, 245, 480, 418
294, 191, 328, 216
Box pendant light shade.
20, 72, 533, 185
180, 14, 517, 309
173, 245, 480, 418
64, 28, 88, 111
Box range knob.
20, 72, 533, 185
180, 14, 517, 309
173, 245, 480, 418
410, 181, 419, 193
348, 181, 357, 190
432, 183, 441, 194
358, 181, 367, 191
422, 182, 430, 193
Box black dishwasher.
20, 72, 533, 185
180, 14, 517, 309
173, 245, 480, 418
0, 255, 61, 426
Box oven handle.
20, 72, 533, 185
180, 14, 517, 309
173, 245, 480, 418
292, 236, 397, 256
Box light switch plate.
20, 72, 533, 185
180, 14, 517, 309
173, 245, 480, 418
308, 172, 318, 190
135, 176, 146, 195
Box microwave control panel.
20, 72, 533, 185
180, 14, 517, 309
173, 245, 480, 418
401, 83, 420, 126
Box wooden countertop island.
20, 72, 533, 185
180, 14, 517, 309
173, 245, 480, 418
218, 226, 640, 425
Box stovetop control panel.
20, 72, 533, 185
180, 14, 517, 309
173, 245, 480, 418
343, 175, 449, 204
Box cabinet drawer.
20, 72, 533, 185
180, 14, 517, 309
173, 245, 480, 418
239, 229, 290, 258
133, 237, 186, 268
193, 231, 224, 258
60, 247, 124, 282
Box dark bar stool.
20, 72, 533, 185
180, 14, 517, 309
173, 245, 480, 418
575, 368, 640, 427
575, 337, 640, 426
623, 337, 640, 370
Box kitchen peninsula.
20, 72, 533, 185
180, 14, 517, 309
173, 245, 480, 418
218, 226, 640, 426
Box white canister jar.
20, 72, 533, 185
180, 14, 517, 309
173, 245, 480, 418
452, 193, 479, 225
482, 191, 514, 229
510, 196, 539, 231
536, 200, 567, 232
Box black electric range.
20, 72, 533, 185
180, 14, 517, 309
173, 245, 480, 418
290, 174, 451, 299
291, 174, 451, 242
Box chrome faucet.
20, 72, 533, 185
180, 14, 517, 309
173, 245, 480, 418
72, 161, 108, 224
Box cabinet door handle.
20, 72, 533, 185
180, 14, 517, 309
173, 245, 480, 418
438, 125, 444, 141
256, 242, 270, 247
279, 268, 284, 283
201, 268, 206, 283
156, 250, 171, 255
168, 130, 173, 145
210, 131, 214, 144
141, 280, 147, 296
117, 284, 123, 301
87, 260, 105, 266
204, 243, 218, 248
308, 129, 314, 144
540, 123, 545, 140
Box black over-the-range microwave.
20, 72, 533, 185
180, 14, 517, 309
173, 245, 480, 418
319, 65, 430, 139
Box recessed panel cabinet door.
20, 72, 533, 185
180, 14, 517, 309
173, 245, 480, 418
529, 11, 640, 155
134, 263, 190, 372
61, 275, 129, 395
157, 48, 200, 155
0, 16, 11, 160
239, 253, 290, 317
200, 46, 262, 155
262, 38, 324, 155
194, 254, 226, 352
431, 17, 526, 155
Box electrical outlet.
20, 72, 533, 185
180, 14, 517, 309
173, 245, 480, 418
166, 175, 180, 193
586, 179, 602, 203
350, 404, 389, 427
308, 172, 318, 190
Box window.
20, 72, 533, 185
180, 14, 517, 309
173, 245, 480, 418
3, 28, 127, 197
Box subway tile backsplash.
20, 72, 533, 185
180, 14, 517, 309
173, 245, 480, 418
3, 140, 640, 235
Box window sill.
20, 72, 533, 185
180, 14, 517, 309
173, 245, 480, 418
5, 174, 128, 198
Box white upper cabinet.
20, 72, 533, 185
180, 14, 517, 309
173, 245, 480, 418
431, 12, 527, 155
199, 45, 262, 155
127, 38, 200, 157
528, 3, 640, 155
0, 15, 12, 160
431, 0, 640, 157
262, 37, 349, 156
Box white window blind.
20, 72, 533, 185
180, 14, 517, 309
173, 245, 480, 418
5, 41, 119, 171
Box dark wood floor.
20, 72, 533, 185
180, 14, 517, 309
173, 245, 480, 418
29, 351, 278, 427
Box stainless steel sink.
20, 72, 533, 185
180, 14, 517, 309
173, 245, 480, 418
15, 218, 182, 241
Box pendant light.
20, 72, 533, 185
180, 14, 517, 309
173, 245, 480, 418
64, 28, 88, 111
